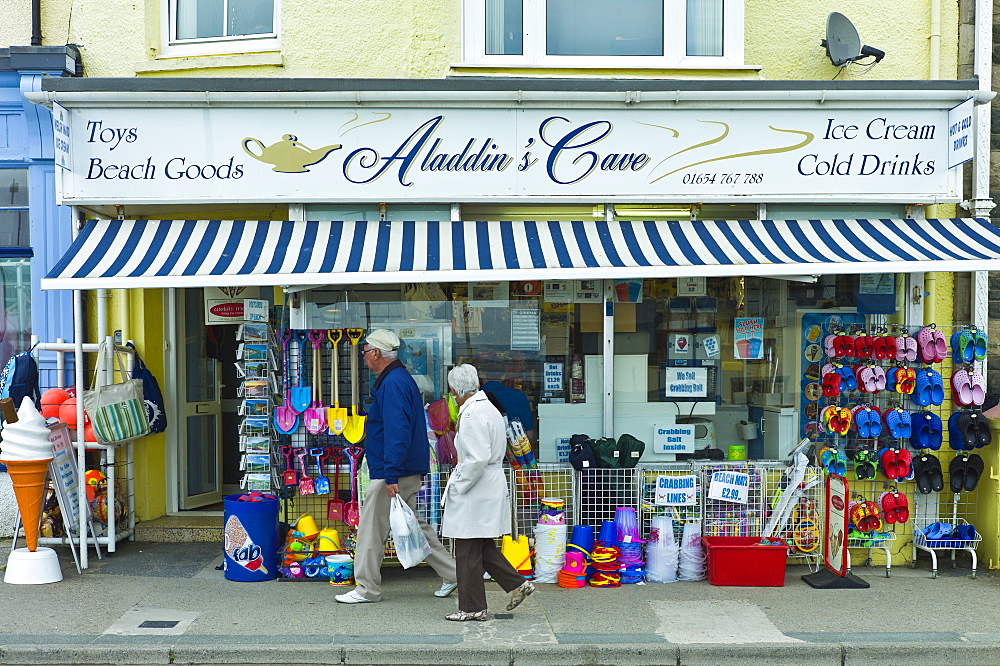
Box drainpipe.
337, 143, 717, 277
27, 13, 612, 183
30, 0, 41, 45
929, 0, 940, 79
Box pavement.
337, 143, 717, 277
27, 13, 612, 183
1, 539, 999, 665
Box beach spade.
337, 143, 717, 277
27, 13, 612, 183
274, 330, 299, 434
326, 329, 347, 435
343, 446, 365, 527
289, 330, 312, 413
303, 330, 327, 435
312, 447, 331, 495
280, 445, 298, 486
343, 328, 367, 444
295, 448, 315, 495
326, 449, 346, 521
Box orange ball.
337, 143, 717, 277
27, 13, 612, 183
83, 423, 96, 443
40, 388, 71, 418
59, 397, 80, 428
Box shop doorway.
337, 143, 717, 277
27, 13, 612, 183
175, 288, 224, 510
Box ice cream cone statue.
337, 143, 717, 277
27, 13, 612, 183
2, 396, 63, 584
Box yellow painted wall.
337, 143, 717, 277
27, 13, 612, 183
18, 0, 958, 81
84, 288, 168, 521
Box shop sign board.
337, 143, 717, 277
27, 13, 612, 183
823, 473, 850, 577
947, 98, 974, 168
653, 474, 698, 505
54, 106, 958, 204
662, 368, 708, 397
543, 363, 563, 391
652, 423, 695, 453
52, 102, 71, 171
707, 470, 749, 504
47, 422, 84, 537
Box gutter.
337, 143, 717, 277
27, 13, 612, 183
24, 88, 998, 108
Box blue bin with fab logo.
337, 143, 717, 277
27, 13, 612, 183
223, 492, 279, 582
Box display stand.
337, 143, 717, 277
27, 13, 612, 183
236, 323, 277, 492
802, 474, 869, 589
912, 491, 981, 578
847, 531, 894, 578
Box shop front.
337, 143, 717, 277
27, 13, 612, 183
28, 78, 1000, 574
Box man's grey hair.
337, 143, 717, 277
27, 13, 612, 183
448, 364, 480, 398
381, 349, 397, 361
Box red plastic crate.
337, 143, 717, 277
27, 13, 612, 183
701, 536, 789, 586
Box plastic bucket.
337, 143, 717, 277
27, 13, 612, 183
223, 493, 279, 582
728, 445, 747, 461
326, 554, 354, 585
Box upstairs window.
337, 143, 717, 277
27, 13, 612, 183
163, 0, 279, 57
466, 0, 742, 67
0, 170, 30, 249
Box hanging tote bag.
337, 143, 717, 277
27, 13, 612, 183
82, 342, 151, 445
126, 342, 167, 434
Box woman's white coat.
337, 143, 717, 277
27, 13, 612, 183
441, 391, 511, 538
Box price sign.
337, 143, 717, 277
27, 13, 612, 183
707, 470, 749, 504
653, 474, 698, 505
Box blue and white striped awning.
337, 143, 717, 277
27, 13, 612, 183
42, 218, 1000, 290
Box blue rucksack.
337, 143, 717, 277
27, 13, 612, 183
127, 342, 167, 434
0, 349, 41, 411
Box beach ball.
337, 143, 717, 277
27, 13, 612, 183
40, 388, 71, 418
83, 423, 96, 444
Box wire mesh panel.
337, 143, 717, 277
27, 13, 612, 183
759, 462, 824, 571
575, 468, 640, 529
510, 463, 575, 538
637, 463, 703, 542
700, 462, 766, 537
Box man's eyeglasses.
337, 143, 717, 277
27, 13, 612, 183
361, 348, 377, 357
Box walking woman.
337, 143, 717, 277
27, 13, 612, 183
440, 364, 534, 621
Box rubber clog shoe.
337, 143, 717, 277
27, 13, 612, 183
969, 370, 986, 406
892, 492, 909, 523
927, 369, 945, 405
969, 412, 991, 448
880, 335, 897, 361
925, 453, 944, 492
948, 412, 972, 451
833, 335, 855, 359
897, 410, 912, 439
950, 454, 969, 492
858, 366, 878, 393
866, 406, 882, 438
824, 335, 838, 357
853, 450, 877, 480
879, 491, 898, 524
837, 365, 858, 391
872, 366, 887, 393
913, 454, 933, 494
853, 406, 870, 438
880, 448, 898, 478
951, 369, 974, 406
952, 329, 975, 364
894, 336, 909, 362
821, 371, 841, 397
917, 327, 936, 363
965, 454, 985, 492
912, 371, 931, 407
973, 330, 988, 360
853, 335, 874, 359
897, 367, 916, 395
934, 329, 949, 362
894, 448, 912, 478
870, 335, 887, 360
884, 409, 905, 439
915, 411, 942, 450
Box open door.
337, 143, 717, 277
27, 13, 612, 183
176, 288, 223, 509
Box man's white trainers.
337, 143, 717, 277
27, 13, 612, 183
335, 590, 372, 604
434, 582, 458, 598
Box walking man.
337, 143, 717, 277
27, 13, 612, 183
335, 329, 458, 603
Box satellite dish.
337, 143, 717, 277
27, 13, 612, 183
821, 12, 884, 67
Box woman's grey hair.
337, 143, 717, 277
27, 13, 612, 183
448, 364, 480, 398
380, 349, 397, 361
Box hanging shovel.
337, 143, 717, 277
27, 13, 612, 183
289, 330, 312, 414
343, 328, 367, 444
274, 330, 300, 434
326, 449, 346, 521
295, 448, 315, 495
280, 445, 298, 486
304, 330, 327, 435
343, 446, 365, 526
327, 329, 347, 435
312, 447, 331, 495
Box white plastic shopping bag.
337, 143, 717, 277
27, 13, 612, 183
389, 495, 432, 568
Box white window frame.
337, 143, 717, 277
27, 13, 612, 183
159, 0, 281, 58
462, 0, 743, 68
